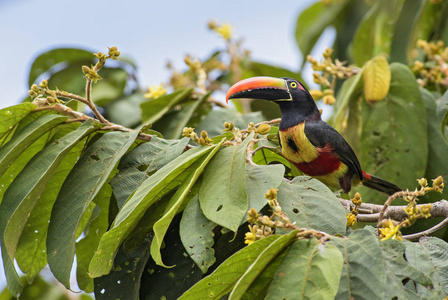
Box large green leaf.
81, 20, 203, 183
200, 132, 253, 232
107, 92, 145, 128
150, 139, 224, 267
110, 137, 189, 209
195, 109, 264, 138
0, 120, 96, 297
179, 234, 284, 300
15, 136, 85, 282
28, 48, 93, 87
140, 88, 193, 124
406, 237, 448, 296
352, 0, 404, 66
420, 88, 448, 202
152, 94, 210, 139
357, 63, 428, 202
76, 182, 112, 292
0, 114, 67, 175
277, 176, 347, 235
331, 229, 386, 300
439, 90, 448, 141
295, 1, 348, 66
89, 144, 216, 277
381, 239, 434, 299
328, 71, 363, 132
229, 230, 300, 299
265, 238, 343, 300
245, 164, 285, 214
0, 103, 36, 145
47, 130, 139, 287
140, 218, 202, 300
179, 195, 217, 274
94, 238, 151, 300
390, 0, 426, 64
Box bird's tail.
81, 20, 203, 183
361, 171, 401, 196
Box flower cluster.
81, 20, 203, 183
307, 48, 359, 105
182, 128, 214, 146
346, 192, 362, 227
412, 40, 448, 90
244, 188, 296, 245
144, 84, 167, 99
378, 176, 444, 241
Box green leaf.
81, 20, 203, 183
90, 68, 128, 106
380, 239, 434, 299
179, 235, 284, 300
140, 88, 193, 124
15, 137, 86, 282
0, 103, 36, 145
89, 144, 216, 278
153, 93, 210, 139
420, 88, 448, 201
107, 92, 145, 128
47, 130, 139, 287
110, 137, 189, 209
352, 0, 404, 66
199, 132, 254, 232
356, 63, 428, 203
76, 184, 111, 293
150, 139, 224, 267
180, 195, 217, 274
265, 238, 343, 300
195, 109, 264, 138
295, 1, 348, 66
390, 0, 426, 64
439, 90, 448, 141
406, 237, 448, 295
245, 164, 285, 214
277, 176, 347, 235
0, 114, 67, 176
94, 238, 151, 300
140, 218, 202, 300
28, 48, 93, 86
331, 229, 386, 300
328, 71, 363, 132
241, 249, 288, 300
0, 120, 95, 297
229, 230, 300, 299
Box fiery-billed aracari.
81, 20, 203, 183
226, 76, 401, 195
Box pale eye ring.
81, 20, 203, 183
290, 82, 297, 88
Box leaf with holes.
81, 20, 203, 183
150, 139, 224, 267
89, 144, 217, 278
199, 132, 254, 232
180, 195, 217, 274
265, 238, 343, 300
47, 130, 139, 287
277, 176, 346, 235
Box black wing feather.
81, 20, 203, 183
303, 121, 363, 180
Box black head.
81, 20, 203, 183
226, 76, 321, 128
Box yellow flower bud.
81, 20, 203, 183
322, 95, 336, 105
265, 188, 278, 201
363, 56, 391, 104
256, 124, 271, 135
201, 130, 208, 139
309, 89, 323, 100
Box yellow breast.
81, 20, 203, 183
279, 122, 319, 164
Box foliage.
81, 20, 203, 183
1, 2, 448, 299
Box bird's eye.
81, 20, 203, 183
290, 82, 298, 89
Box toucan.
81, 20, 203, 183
226, 76, 401, 195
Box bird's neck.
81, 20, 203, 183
278, 101, 321, 130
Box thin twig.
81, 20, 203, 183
85, 78, 110, 124
402, 217, 448, 241
255, 118, 281, 127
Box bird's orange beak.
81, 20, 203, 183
226, 76, 290, 103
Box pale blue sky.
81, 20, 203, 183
0, 0, 337, 292
0, 0, 321, 108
